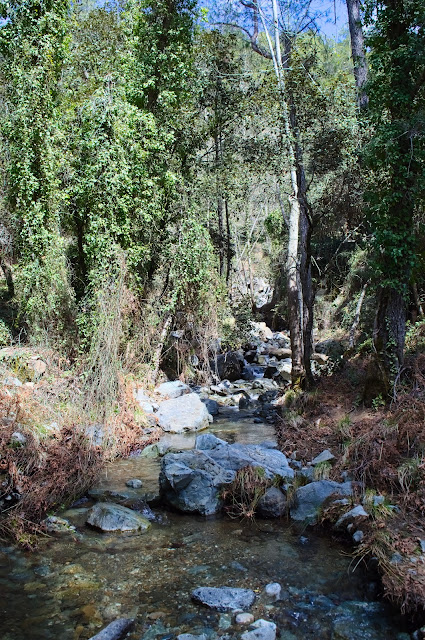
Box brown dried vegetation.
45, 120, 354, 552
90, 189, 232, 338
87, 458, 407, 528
276, 353, 425, 616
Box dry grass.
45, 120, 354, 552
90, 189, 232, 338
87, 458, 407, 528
0, 365, 160, 547
221, 465, 277, 520
275, 353, 425, 617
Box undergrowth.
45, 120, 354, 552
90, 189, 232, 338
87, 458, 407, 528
221, 465, 280, 520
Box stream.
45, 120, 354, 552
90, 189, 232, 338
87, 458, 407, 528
0, 409, 410, 640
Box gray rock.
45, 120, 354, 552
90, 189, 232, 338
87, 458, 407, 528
156, 393, 212, 433
192, 586, 255, 612
84, 423, 107, 447
155, 381, 190, 399
203, 399, 219, 416
126, 478, 143, 489
159, 451, 233, 515
236, 613, 255, 625
195, 433, 227, 450
353, 530, 364, 543
290, 480, 352, 524
134, 388, 157, 413
210, 351, 244, 381
177, 635, 207, 640
160, 437, 293, 515
335, 505, 368, 529
9, 431, 26, 446
44, 515, 76, 533
264, 583, 281, 599
86, 503, 151, 533
241, 619, 277, 640
257, 487, 286, 518
4, 376, 22, 387
88, 619, 134, 640
311, 449, 335, 465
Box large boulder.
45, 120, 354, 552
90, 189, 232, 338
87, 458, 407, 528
156, 393, 212, 433
159, 434, 293, 515
86, 503, 151, 533
192, 586, 255, 612
155, 381, 190, 399
210, 351, 244, 381
290, 480, 352, 524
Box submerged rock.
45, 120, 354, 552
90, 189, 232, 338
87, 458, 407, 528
241, 619, 277, 640
290, 480, 352, 524
192, 586, 255, 611
88, 618, 134, 640
156, 393, 212, 433
86, 503, 151, 533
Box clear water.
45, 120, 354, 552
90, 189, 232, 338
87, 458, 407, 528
0, 412, 408, 640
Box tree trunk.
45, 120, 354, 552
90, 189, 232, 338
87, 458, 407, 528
215, 133, 224, 277
0, 257, 14, 299
373, 287, 406, 393
225, 199, 232, 284
349, 282, 368, 348
346, 0, 368, 109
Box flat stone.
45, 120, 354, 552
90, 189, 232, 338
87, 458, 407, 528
192, 586, 255, 612
236, 613, 255, 625
88, 619, 134, 640
241, 619, 277, 640
155, 381, 190, 399
86, 503, 151, 533
311, 449, 335, 465
335, 505, 368, 529
290, 480, 352, 524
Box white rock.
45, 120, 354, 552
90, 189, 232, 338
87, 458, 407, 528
264, 583, 281, 599
242, 619, 277, 640
236, 613, 255, 625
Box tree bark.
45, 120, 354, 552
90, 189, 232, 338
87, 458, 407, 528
346, 0, 368, 109
349, 282, 368, 348
373, 287, 406, 393
0, 257, 14, 299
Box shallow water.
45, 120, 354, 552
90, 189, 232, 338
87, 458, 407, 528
0, 412, 409, 640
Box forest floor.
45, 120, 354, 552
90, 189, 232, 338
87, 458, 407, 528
276, 353, 425, 623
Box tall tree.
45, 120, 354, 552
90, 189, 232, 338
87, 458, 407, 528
364, 0, 425, 389
346, 0, 368, 109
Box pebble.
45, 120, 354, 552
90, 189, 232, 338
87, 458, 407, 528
235, 613, 255, 625
264, 583, 281, 599
353, 530, 364, 543
126, 478, 143, 488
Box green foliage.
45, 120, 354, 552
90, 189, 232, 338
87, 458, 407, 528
0, 0, 75, 340
363, 0, 425, 295
0, 320, 11, 346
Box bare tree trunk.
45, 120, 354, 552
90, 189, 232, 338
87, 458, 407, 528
152, 315, 172, 383
346, 0, 368, 110
225, 199, 232, 284
215, 133, 224, 276
349, 282, 368, 348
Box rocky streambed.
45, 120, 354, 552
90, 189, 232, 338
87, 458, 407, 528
0, 403, 411, 640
